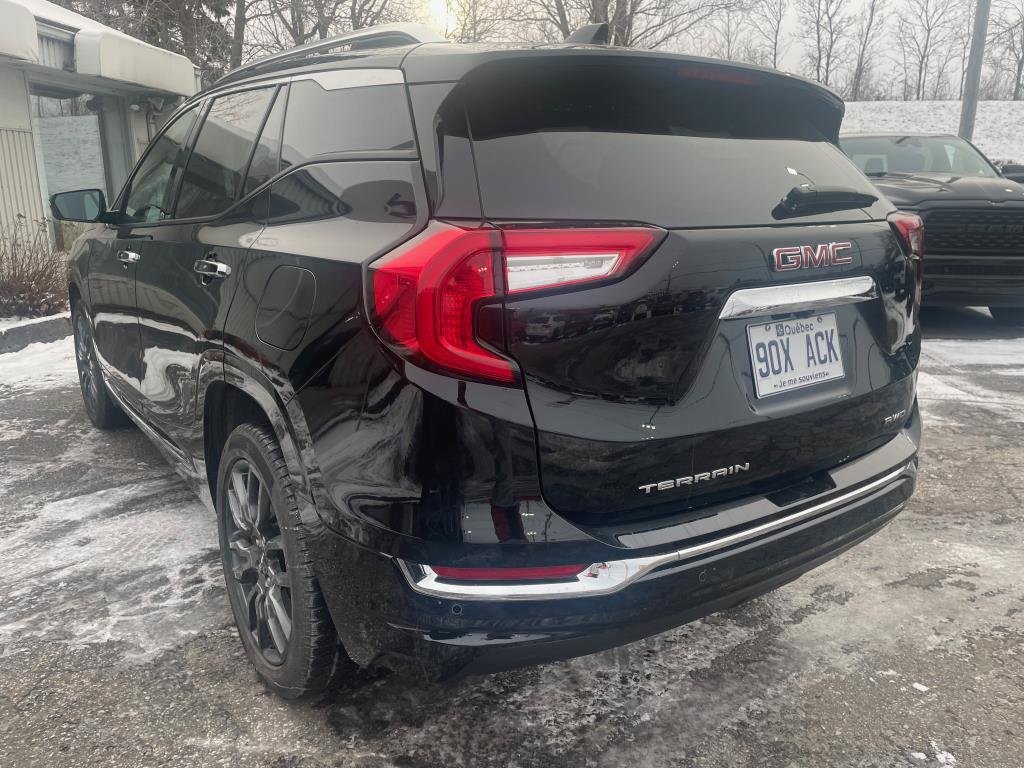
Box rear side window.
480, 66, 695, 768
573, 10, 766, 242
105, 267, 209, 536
243, 89, 286, 195
461, 61, 880, 228
280, 81, 414, 167
124, 105, 200, 222
176, 87, 275, 218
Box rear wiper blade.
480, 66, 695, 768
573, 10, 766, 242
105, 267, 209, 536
773, 184, 878, 219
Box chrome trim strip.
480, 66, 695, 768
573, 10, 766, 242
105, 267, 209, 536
719, 276, 878, 320
399, 462, 913, 602
209, 68, 404, 98
308, 69, 405, 90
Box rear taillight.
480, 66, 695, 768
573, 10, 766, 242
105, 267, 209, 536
503, 228, 659, 294
889, 212, 924, 258
368, 222, 661, 385
889, 212, 925, 305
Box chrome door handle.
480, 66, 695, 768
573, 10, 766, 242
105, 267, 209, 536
193, 258, 231, 279
117, 250, 141, 264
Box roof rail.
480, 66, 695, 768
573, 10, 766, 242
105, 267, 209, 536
216, 23, 446, 86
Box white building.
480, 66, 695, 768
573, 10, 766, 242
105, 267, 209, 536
0, 0, 196, 234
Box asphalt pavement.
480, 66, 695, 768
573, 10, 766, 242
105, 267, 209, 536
0, 307, 1021, 768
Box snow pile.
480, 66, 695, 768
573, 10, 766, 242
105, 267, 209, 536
0, 311, 70, 333
843, 101, 1024, 163
0, 337, 77, 393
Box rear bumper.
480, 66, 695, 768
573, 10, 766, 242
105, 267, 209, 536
311, 407, 920, 680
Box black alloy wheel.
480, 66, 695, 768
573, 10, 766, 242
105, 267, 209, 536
72, 303, 127, 429
216, 423, 347, 698
223, 457, 293, 665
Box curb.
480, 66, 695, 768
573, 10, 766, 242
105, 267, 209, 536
0, 313, 72, 354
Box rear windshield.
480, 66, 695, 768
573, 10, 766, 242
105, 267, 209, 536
462, 61, 880, 227
840, 135, 997, 178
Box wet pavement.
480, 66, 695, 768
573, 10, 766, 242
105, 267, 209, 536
0, 307, 1021, 768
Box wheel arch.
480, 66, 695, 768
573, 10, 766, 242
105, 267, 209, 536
202, 354, 321, 526
68, 281, 82, 310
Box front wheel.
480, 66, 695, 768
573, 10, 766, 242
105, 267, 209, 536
990, 306, 1024, 326
216, 422, 348, 698
72, 303, 127, 429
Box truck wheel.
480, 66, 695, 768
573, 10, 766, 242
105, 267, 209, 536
216, 422, 350, 698
72, 303, 128, 429
990, 307, 1024, 326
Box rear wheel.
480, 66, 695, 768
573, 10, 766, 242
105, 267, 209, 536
990, 306, 1024, 326
216, 422, 348, 698
72, 303, 127, 429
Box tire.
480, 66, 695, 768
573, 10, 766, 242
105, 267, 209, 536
72, 303, 128, 429
216, 422, 348, 698
990, 306, 1024, 326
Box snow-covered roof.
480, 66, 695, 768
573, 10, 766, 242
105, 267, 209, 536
0, 0, 196, 96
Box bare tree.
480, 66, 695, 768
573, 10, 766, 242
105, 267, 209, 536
749, 0, 787, 69
448, 0, 511, 41
512, 0, 743, 49
230, 0, 247, 68
992, 0, 1024, 99
243, 0, 414, 57
949, 0, 976, 98
701, 7, 752, 61
895, 0, 958, 100
847, 0, 883, 100
797, 0, 853, 88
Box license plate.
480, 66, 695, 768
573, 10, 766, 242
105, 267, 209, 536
747, 313, 844, 398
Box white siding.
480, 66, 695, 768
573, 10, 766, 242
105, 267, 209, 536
0, 128, 46, 232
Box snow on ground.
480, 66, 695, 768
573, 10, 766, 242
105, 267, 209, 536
0, 337, 222, 660
0, 473, 221, 660
0, 337, 77, 392
844, 101, 1024, 163
0, 313, 1021, 766
0, 311, 70, 333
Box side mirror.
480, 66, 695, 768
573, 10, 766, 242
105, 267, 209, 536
50, 189, 111, 223
1000, 164, 1024, 184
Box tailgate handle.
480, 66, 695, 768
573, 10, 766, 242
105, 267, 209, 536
719, 276, 877, 320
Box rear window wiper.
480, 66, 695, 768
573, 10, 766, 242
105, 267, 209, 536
772, 184, 878, 219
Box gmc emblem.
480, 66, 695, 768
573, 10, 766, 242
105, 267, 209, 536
773, 242, 853, 271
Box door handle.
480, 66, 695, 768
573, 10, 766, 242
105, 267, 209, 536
117, 250, 141, 264
193, 258, 231, 279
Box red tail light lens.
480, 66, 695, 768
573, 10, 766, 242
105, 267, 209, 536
889, 212, 924, 258
370, 222, 512, 383
430, 564, 587, 582
888, 212, 925, 305
368, 222, 662, 385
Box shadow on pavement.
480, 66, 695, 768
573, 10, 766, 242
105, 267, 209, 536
921, 306, 1024, 341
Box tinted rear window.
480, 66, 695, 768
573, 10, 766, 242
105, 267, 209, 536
462, 62, 880, 227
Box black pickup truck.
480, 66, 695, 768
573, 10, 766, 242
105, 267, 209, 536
841, 133, 1024, 325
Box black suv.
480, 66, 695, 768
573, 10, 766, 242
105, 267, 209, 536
52, 26, 921, 697
841, 133, 1024, 325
